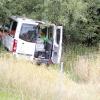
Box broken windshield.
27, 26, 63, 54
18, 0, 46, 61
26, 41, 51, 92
19, 24, 38, 42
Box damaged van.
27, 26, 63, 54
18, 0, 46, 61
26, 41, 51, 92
1, 16, 63, 64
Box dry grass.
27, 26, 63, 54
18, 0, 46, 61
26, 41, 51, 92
0, 53, 100, 100
74, 51, 100, 82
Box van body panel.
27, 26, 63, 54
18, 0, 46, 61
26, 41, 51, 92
51, 26, 63, 64
16, 39, 36, 57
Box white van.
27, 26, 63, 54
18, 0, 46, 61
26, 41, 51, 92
1, 16, 63, 64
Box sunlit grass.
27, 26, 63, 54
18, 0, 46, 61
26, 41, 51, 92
0, 53, 70, 100
0, 52, 100, 100
0, 43, 100, 100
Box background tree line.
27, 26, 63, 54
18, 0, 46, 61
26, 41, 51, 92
0, 0, 100, 46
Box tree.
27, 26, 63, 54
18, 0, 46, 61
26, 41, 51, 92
0, 0, 99, 45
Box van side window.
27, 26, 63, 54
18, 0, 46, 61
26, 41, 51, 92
11, 22, 17, 30
56, 29, 60, 44
10, 21, 17, 36
40, 26, 53, 42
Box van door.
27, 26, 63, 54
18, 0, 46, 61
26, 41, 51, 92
52, 26, 63, 64
16, 23, 37, 57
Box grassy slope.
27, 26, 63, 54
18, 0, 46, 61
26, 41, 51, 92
0, 43, 100, 100
0, 53, 100, 100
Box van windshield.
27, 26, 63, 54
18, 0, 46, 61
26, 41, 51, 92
19, 24, 38, 42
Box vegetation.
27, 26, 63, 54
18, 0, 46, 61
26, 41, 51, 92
62, 43, 100, 81
0, 91, 20, 100
0, 0, 100, 99
0, 0, 100, 45
0, 52, 100, 100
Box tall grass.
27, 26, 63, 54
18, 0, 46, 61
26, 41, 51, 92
0, 51, 100, 100
0, 43, 100, 100
63, 43, 100, 82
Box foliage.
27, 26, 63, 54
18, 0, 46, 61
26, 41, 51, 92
0, 0, 100, 45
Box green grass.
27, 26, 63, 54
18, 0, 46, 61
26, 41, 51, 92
0, 91, 20, 100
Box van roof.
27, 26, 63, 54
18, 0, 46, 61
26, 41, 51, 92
9, 16, 53, 26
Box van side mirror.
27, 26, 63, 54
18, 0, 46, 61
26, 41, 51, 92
3, 24, 10, 32
4, 26, 9, 31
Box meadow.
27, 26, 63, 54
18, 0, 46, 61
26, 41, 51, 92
0, 44, 100, 100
